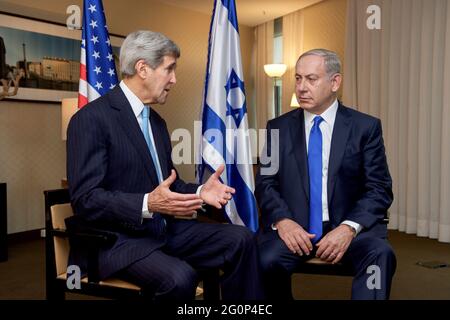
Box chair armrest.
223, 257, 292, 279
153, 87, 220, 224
51, 227, 116, 246
61, 217, 118, 284
66, 228, 116, 283
64, 215, 116, 245
51, 227, 115, 283
66, 228, 116, 247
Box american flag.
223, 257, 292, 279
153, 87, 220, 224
78, 0, 118, 108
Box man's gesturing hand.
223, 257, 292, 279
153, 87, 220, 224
276, 219, 316, 256
200, 164, 236, 209
148, 169, 203, 216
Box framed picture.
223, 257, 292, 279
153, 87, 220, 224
0, 12, 124, 103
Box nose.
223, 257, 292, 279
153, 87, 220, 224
297, 78, 307, 92
170, 71, 177, 85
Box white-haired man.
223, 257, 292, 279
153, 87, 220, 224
67, 30, 264, 300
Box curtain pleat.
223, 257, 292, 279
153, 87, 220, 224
282, 10, 304, 115
343, 0, 450, 242
254, 22, 274, 130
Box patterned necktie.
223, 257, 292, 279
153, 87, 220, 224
141, 106, 163, 183
308, 116, 324, 243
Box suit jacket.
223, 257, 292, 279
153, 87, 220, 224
66, 86, 199, 279
255, 102, 393, 238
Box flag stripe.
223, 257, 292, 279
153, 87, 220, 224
220, 0, 239, 32
227, 162, 258, 229
78, 93, 88, 107
79, 48, 87, 81
202, 104, 227, 158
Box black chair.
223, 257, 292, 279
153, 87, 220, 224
44, 188, 220, 300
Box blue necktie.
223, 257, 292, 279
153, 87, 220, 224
308, 116, 324, 243
141, 106, 163, 183
141, 106, 166, 236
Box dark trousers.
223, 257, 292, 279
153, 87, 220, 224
118, 219, 265, 301
258, 225, 396, 300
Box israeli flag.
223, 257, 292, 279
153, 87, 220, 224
197, 0, 258, 232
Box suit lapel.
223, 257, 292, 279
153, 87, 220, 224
108, 87, 160, 186
289, 109, 310, 202
327, 103, 352, 204
149, 109, 169, 180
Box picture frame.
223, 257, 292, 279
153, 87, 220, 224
0, 11, 124, 103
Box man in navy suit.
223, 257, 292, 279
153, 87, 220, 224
256, 49, 396, 300
67, 30, 264, 300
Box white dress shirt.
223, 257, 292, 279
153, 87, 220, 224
304, 99, 362, 235
119, 81, 158, 219
119, 81, 203, 220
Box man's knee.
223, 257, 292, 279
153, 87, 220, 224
158, 264, 198, 300
258, 238, 290, 274
354, 238, 397, 274
259, 248, 281, 273
375, 241, 397, 271
232, 225, 254, 241
223, 225, 256, 251
369, 239, 396, 263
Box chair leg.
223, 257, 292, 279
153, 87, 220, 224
202, 269, 220, 300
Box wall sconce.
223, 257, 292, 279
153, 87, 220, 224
61, 98, 78, 140
290, 93, 299, 108
264, 64, 287, 118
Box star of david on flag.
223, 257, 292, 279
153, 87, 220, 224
197, 0, 258, 232
78, 0, 118, 108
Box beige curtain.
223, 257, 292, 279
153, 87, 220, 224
254, 21, 274, 130
282, 10, 304, 115
343, 0, 450, 243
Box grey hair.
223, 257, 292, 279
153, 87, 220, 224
119, 30, 180, 77
297, 48, 341, 77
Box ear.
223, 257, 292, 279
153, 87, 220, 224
134, 59, 148, 79
331, 73, 342, 93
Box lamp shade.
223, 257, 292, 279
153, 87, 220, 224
290, 93, 300, 107
61, 98, 78, 140
263, 64, 287, 78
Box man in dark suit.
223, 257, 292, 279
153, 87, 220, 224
67, 30, 264, 300
256, 49, 396, 300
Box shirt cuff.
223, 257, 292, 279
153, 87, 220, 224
142, 193, 154, 219
196, 185, 207, 213
196, 185, 203, 197
341, 220, 362, 236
